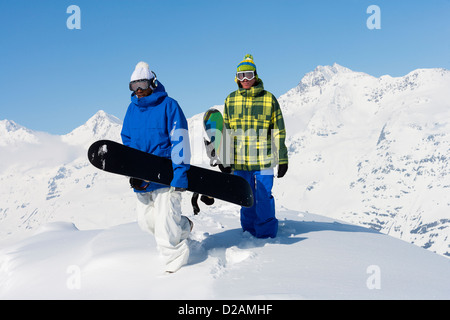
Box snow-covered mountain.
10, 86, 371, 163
62, 110, 122, 148
1, 64, 450, 299
275, 63, 450, 257
0, 110, 130, 244
0, 119, 39, 147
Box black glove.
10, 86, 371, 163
200, 195, 215, 205
218, 163, 232, 174
129, 178, 149, 191
277, 163, 288, 178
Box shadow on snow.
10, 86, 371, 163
187, 217, 377, 266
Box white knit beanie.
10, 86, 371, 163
130, 61, 154, 81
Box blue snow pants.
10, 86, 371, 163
234, 169, 278, 238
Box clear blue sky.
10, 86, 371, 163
1, 0, 449, 134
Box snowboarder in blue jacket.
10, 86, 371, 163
121, 62, 192, 273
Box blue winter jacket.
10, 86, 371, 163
121, 80, 190, 192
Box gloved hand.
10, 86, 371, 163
129, 178, 150, 191
218, 163, 232, 174
277, 163, 288, 178
200, 195, 215, 205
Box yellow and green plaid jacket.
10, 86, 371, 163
223, 79, 288, 171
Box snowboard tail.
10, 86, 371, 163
88, 140, 253, 207
203, 108, 224, 161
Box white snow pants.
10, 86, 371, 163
136, 187, 191, 272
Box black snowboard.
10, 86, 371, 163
87, 140, 254, 207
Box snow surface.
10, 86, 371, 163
1, 206, 450, 299
1, 65, 450, 299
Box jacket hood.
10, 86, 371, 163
130, 80, 168, 109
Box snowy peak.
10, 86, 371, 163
80, 110, 122, 136
297, 63, 358, 90
62, 110, 122, 146
401, 67, 450, 82
279, 63, 372, 116
280, 64, 450, 119
87, 110, 122, 127
312, 63, 354, 79
290, 63, 450, 100
375, 67, 450, 98
0, 119, 39, 146
0, 119, 22, 132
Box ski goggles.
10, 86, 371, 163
236, 71, 256, 81
129, 79, 152, 92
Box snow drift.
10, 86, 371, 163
2, 208, 450, 299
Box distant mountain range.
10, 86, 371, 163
277, 63, 450, 257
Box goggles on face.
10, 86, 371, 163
236, 71, 256, 81
129, 79, 152, 92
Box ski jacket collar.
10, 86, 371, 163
237, 79, 265, 98
130, 80, 168, 109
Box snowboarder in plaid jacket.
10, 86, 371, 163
223, 54, 288, 238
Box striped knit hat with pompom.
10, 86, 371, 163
236, 54, 257, 72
